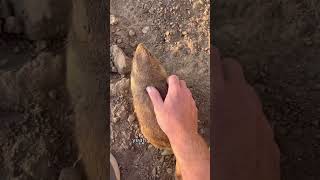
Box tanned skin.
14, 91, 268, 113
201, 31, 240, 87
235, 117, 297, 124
147, 75, 210, 180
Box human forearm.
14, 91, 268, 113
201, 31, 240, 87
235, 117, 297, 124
169, 133, 210, 180
146, 75, 210, 180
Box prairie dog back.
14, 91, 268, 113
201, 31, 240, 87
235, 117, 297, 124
130, 43, 171, 149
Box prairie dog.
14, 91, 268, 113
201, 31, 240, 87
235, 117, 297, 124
131, 44, 182, 180
131, 43, 171, 149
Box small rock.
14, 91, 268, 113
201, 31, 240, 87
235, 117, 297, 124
129, 29, 135, 36
148, 144, 153, 149
152, 167, 157, 176
142, 26, 150, 34
182, 31, 188, 35
165, 31, 170, 36
0, 59, 8, 66
161, 149, 173, 156
166, 168, 173, 174
4, 16, 22, 34
111, 45, 131, 74
110, 78, 130, 96
110, 15, 118, 25
127, 114, 136, 123
112, 117, 120, 123
116, 38, 122, 43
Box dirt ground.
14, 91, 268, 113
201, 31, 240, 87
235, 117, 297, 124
216, 1, 320, 180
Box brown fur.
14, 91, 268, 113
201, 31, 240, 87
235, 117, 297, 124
131, 44, 182, 180
131, 43, 170, 149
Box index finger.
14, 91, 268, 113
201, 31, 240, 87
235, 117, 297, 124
167, 75, 181, 95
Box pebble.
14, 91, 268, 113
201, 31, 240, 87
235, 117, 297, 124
129, 29, 135, 36
110, 78, 130, 96
166, 168, 173, 174
112, 116, 120, 123
116, 38, 122, 43
111, 45, 131, 74
161, 149, 173, 156
127, 114, 136, 123
110, 15, 118, 25
142, 26, 150, 34
165, 31, 170, 36
182, 31, 188, 35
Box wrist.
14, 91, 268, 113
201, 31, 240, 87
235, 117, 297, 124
169, 132, 209, 163
170, 133, 210, 180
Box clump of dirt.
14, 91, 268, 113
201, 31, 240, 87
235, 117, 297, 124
110, 0, 210, 179
216, 0, 320, 179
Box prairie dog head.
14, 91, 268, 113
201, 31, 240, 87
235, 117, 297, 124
131, 43, 167, 80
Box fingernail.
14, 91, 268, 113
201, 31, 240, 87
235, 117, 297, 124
146, 86, 153, 93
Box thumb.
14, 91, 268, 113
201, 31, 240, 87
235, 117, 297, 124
146, 86, 164, 112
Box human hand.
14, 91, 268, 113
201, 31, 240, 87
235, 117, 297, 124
146, 75, 198, 143
147, 74, 209, 180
